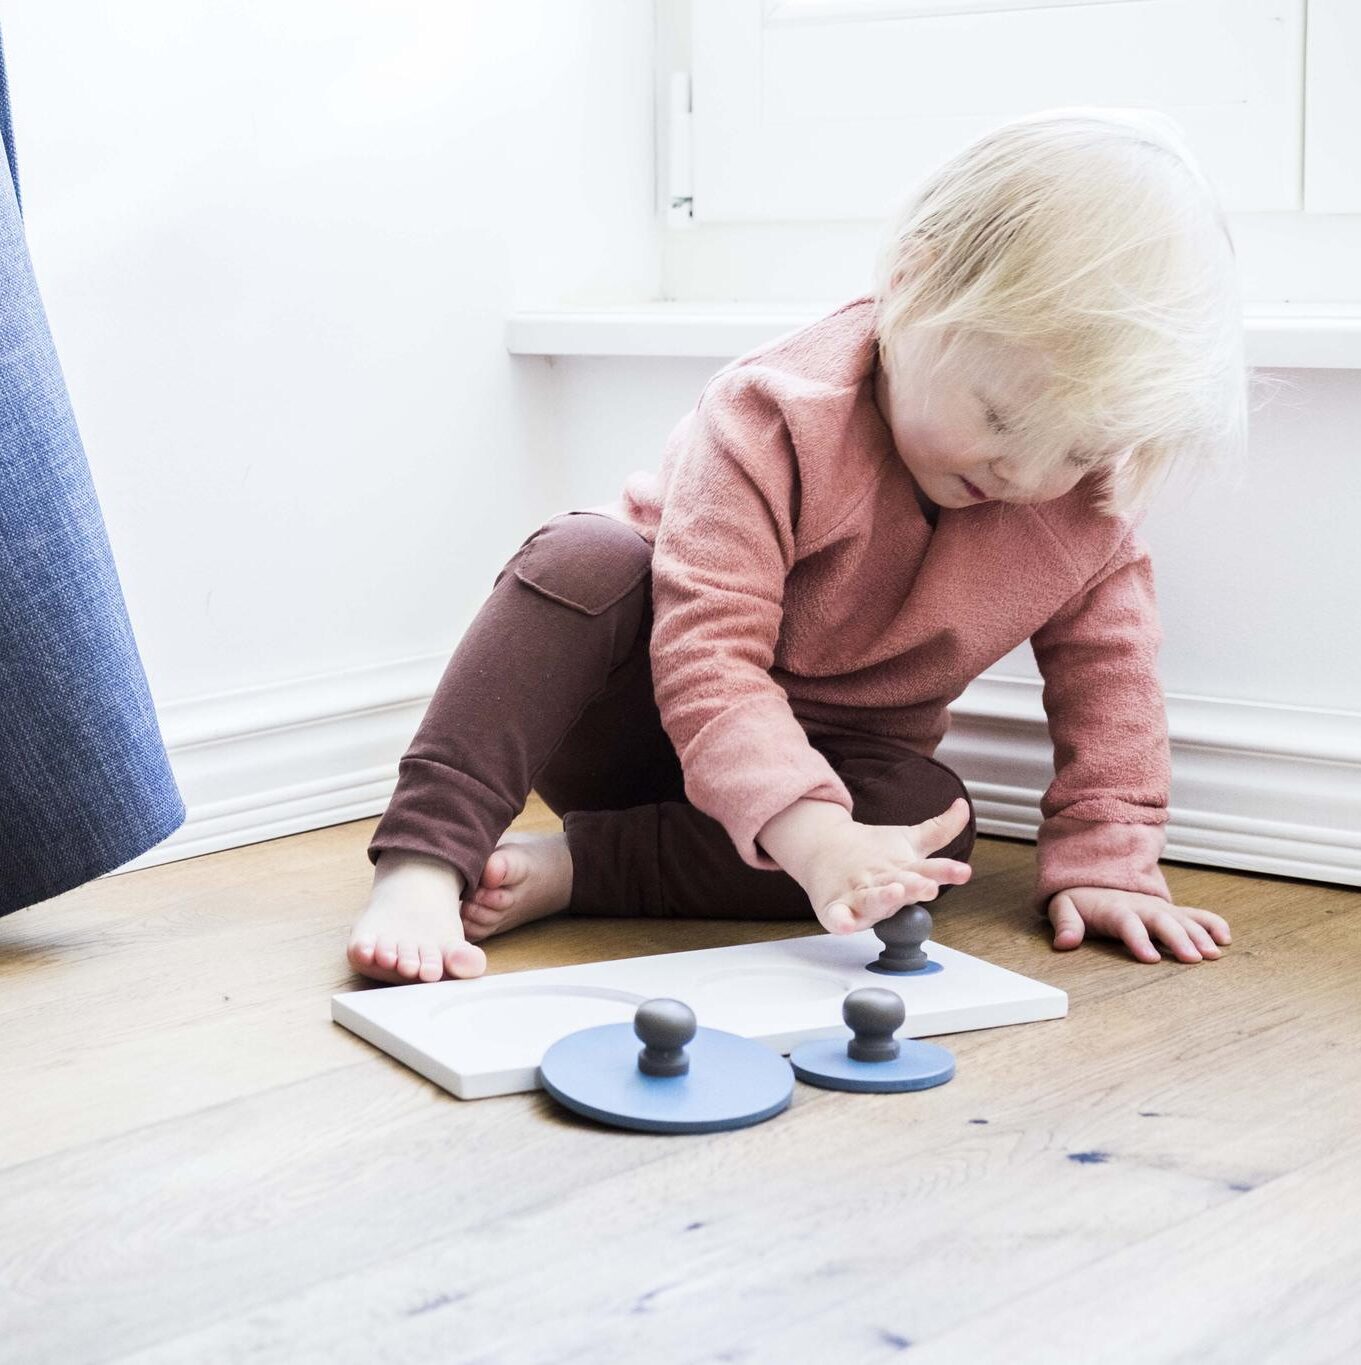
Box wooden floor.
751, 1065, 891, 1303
2, 798, 1358, 1364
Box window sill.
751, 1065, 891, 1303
504, 299, 1361, 368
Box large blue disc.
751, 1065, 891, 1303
539, 1022, 794, 1133
789, 1037, 955, 1093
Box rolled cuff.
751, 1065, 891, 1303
1033, 813, 1172, 913
366, 756, 515, 893
680, 695, 854, 871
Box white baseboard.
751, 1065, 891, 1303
112, 655, 449, 874
938, 675, 1361, 888
114, 662, 1361, 891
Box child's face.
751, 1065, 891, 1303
873, 326, 1126, 508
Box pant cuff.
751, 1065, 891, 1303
367, 756, 518, 894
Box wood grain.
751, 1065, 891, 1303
0, 798, 1356, 1363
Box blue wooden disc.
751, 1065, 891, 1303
789, 1036, 956, 1093
539, 1022, 794, 1133
864, 958, 945, 977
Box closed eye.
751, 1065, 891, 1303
980, 388, 1103, 470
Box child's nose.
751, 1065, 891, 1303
988, 457, 1052, 503
986, 457, 1027, 497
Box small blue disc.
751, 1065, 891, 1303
865, 958, 945, 977
539, 1022, 794, 1134
789, 1036, 956, 1093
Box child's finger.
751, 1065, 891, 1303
1181, 919, 1221, 959
914, 796, 971, 847
880, 874, 936, 904
1187, 906, 1232, 944
915, 857, 972, 884
821, 901, 858, 934
1047, 892, 1085, 950
1149, 911, 1202, 963
1115, 912, 1161, 964
858, 882, 906, 921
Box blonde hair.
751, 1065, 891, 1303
872, 106, 1266, 519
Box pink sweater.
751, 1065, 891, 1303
586, 292, 1173, 913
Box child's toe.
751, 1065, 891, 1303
417, 946, 444, 982
394, 943, 424, 979
446, 940, 487, 978
481, 851, 508, 889
347, 935, 376, 969
496, 846, 530, 888
374, 936, 399, 970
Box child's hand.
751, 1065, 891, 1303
798, 797, 974, 935
1047, 887, 1231, 963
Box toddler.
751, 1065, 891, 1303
348, 106, 1246, 985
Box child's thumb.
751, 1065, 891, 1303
925, 795, 970, 830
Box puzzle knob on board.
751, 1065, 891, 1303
538, 997, 794, 1134
788, 987, 956, 1094
867, 903, 943, 975
845, 987, 905, 1062
634, 998, 695, 1077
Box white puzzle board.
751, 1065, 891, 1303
332, 929, 1067, 1100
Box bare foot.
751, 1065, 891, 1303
460, 832, 574, 943
347, 850, 487, 984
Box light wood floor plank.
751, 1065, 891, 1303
902, 1134, 1361, 1365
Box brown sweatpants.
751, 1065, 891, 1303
367, 511, 977, 920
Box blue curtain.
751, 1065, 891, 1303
1, 23, 185, 917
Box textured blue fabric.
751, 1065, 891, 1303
0, 23, 185, 917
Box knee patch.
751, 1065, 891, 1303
509, 513, 652, 616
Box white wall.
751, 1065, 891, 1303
4, 0, 659, 703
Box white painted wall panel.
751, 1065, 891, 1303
692, 0, 1303, 222
1304, 0, 1361, 213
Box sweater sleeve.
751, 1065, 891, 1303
648, 369, 855, 871
1028, 529, 1174, 912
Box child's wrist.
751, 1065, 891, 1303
757, 798, 853, 881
